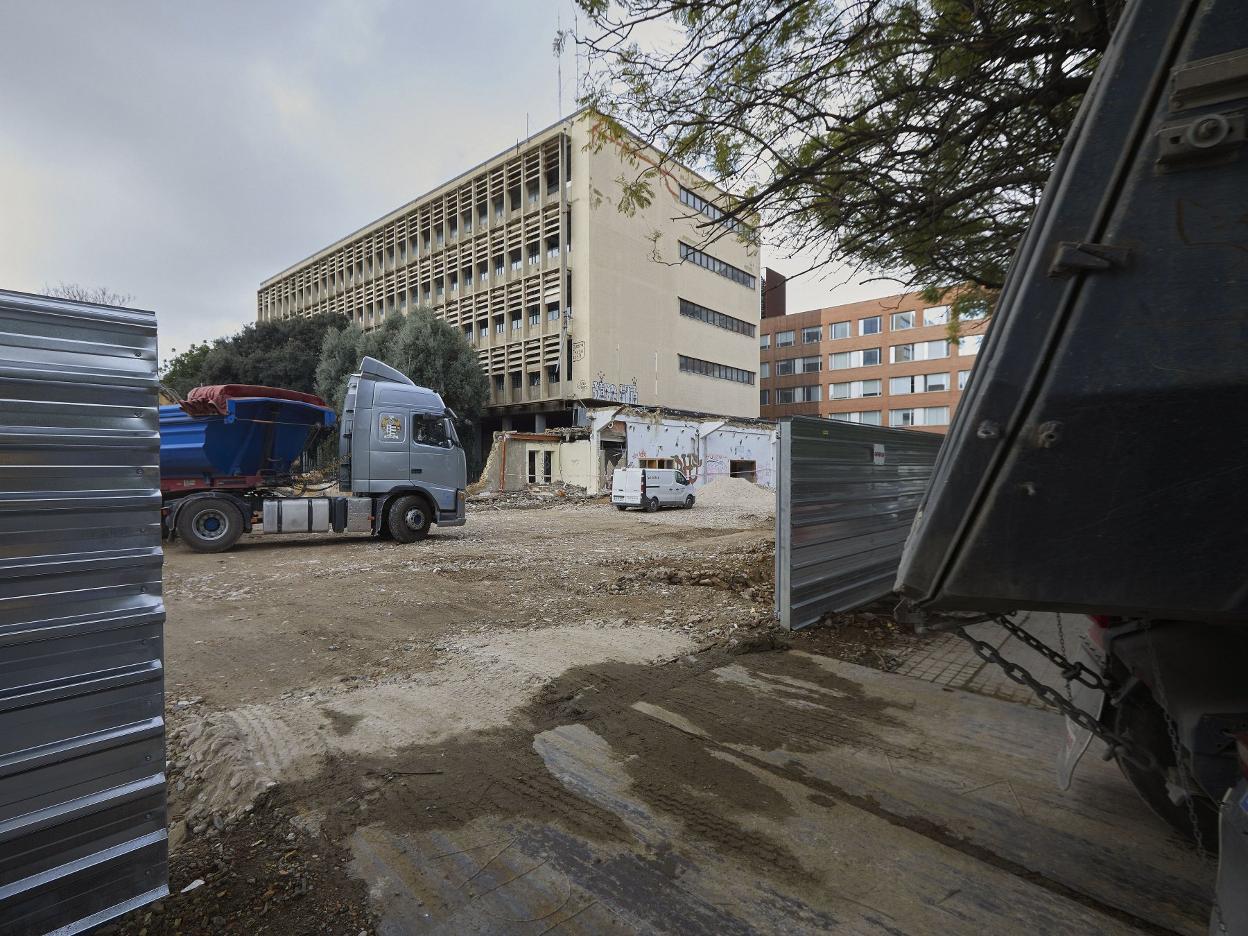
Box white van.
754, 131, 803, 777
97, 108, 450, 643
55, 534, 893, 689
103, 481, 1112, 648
611, 467, 695, 512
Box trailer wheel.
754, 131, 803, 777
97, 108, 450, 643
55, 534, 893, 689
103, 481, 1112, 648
177, 498, 244, 553
1112, 688, 1219, 851
387, 495, 431, 543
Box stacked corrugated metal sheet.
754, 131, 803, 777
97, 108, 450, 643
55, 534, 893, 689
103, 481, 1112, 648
0, 289, 167, 934
775, 417, 943, 630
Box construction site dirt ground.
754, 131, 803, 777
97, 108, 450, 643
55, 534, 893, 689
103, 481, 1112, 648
116, 491, 1212, 936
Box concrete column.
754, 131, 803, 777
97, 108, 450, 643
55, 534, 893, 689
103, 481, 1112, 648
501, 416, 513, 431
534, 413, 547, 433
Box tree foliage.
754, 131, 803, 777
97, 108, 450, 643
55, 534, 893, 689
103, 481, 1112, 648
44, 282, 135, 306
574, 0, 1123, 316
314, 309, 491, 475
159, 313, 347, 398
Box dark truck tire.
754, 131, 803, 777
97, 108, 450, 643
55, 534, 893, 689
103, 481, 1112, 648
645, 497, 659, 513
1112, 688, 1220, 851
387, 494, 432, 543
177, 498, 244, 553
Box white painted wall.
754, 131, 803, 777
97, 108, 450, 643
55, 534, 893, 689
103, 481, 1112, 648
583, 406, 775, 492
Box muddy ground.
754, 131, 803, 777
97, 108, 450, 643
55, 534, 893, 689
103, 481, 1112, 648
114, 494, 796, 934
111, 494, 1205, 935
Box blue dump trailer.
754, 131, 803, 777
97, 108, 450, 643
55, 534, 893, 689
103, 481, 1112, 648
160, 359, 467, 552
159, 394, 336, 486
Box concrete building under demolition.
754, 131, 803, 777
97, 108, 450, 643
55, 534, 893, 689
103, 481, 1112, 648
258, 109, 762, 440
477, 405, 777, 495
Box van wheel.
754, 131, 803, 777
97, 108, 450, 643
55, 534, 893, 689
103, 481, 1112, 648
684, 495, 695, 509
177, 498, 244, 553
645, 497, 659, 513
387, 495, 431, 543
616, 504, 628, 511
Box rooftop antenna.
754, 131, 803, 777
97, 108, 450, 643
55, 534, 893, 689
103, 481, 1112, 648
554, 10, 564, 118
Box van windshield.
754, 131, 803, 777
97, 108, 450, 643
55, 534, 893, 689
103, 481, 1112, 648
675, 472, 688, 485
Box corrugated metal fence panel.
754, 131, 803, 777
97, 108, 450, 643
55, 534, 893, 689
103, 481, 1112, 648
0, 289, 166, 935
776, 417, 943, 630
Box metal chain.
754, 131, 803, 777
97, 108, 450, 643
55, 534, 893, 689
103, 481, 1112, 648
997, 614, 1107, 692
953, 618, 1151, 769
1055, 611, 1074, 705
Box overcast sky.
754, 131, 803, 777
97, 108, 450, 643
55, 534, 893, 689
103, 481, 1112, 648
0, 0, 880, 362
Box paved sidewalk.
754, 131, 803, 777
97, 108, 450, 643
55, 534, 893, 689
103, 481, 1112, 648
890, 611, 1085, 708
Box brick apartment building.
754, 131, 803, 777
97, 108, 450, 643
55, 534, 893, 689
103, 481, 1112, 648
758, 291, 989, 432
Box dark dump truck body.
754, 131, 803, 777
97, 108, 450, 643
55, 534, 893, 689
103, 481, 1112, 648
895, 1, 1247, 928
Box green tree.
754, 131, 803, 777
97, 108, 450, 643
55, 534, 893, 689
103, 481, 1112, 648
160, 341, 213, 397
159, 313, 348, 398
573, 0, 1122, 319
314, 309, 490, 476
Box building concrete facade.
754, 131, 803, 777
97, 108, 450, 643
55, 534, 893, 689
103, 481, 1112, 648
258, 110, 761, 437
759, 291, 990, 433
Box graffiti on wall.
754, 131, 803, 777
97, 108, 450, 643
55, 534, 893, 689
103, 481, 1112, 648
591, 372, 640, 405
673, 452, 702, 482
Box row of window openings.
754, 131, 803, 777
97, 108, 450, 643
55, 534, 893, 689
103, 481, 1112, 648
759, 371, 969, 395
760, 339, 981, 377
762, 305, 987, 348
463, 303, 565, 340
678, 186, 753, 236
757, 393, 951, 427
678, 242, 757, 289
492, 365, 561, 392
279, 228, 571, 306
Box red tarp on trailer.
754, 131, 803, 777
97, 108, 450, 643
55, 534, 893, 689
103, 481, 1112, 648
181, 384, 329, 418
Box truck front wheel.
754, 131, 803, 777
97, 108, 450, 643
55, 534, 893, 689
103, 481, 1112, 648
387, 495, 431, 543
177, 498, 244, 553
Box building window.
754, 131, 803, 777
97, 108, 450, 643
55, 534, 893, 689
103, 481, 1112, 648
678, 242, 757, 288
678, 354, 755, 384
760, 333, 771, 349
924, 305, 949, 326
829, 348, 881, 370
511, 371, 522, 389
679, 185, 751, 235
776, 330, 795, 348
529, 308, 540, 326
829, 410, 881, 425
760, 389, 770, 405
958, 369, 971, 390
802, 325, 822, 344
829, 321, 851, 340
860, 316, 881, 336
890, 339, 949, 363
830, 379, 881, 399
679, 298, 756, 336
959, 334, 984, 356
776, 387, 795, 404
891, 311, 915, 331
799, 384, 821, 402
528, 371, 541, 388
798, 355, 821, 374
774, 358, 796, 376
889, 405, 949, 427
760, 362, 770, 379
890, 372, 950, 395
